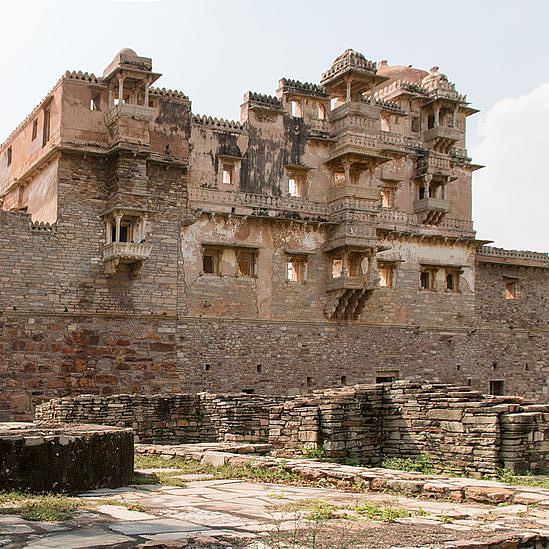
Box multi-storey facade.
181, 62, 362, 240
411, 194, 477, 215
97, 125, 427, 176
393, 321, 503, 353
0, 48, 547, 420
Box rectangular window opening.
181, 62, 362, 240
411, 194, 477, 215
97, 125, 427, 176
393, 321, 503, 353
42, 107, 51, 147
489, 380, 504, 396
379, 264, 394, 288
237, 250, 256, 277
31, 119, 38, 141
317, 104, 326, 120
90, 95, 101, 112
291, 100, 302, 118
287, 257, 306, 282
505, 279, 517, 300
446, 269, 460, 292
203, 249, 220, 275
334, 172, 345, 187
288, 176, 305, 198
332, 258, 343, 279
411, 116, 420, 133
6, 147, 12, 167
222, 165, 233, 185
420, 270, 432, 290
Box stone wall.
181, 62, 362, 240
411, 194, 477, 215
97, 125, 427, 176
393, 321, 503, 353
35, 392, 280, 445
35, 381, 549, 474
3, 311, 549, 421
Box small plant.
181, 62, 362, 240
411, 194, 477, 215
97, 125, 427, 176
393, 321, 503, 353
301, 444, 326, 460
0, 492, 82, 522
381, 454, 433, 474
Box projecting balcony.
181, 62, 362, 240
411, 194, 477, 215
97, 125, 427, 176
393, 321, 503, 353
326, 274, 376, 292
415, 153, 453, 178
329, 101, 381, 124
328, 184, 380, 203
104, 241, 153, 263
414, 198, 450, 225
423, 126, 461, 143
105, 103, 155, 126
103, 241, 153, 276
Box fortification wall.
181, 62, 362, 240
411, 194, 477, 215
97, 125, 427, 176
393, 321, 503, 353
35, 381, 549, 474
3, 312, 549, 421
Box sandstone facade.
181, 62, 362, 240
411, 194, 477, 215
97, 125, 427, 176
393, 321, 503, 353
0, 48, 547, 418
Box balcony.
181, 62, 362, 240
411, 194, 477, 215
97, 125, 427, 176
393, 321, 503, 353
328, 184, 380, 203
103, 241, 153, 276
105, 103, 155, 126
329, 101, 380, 124
423, 126, 461, 143
326, 274, 376, 292
415, 153, 453, 178
414, 198, 450, 225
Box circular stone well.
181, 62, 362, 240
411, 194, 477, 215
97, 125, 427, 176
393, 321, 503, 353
0, 422, 133, 492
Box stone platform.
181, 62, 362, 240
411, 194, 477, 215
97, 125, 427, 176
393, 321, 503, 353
0, 422, 133, 492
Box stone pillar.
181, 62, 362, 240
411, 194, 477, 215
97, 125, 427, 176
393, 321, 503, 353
346, 78, 352, 103
144, 82, 150, 107
115, 214, 122, 243
108, 86, 113, 109
343, 161, 351, 186
434, 107, 440, 127
118, 77, 125, 105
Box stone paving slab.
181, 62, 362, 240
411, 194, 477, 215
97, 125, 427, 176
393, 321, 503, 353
136, 443, 549, 507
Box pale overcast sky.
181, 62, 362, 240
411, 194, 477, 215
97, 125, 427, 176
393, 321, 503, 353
1, 0, 547, 252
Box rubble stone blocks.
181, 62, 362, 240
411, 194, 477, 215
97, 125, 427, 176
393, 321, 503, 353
0, 422, 133, 492
35, 380, 549, 474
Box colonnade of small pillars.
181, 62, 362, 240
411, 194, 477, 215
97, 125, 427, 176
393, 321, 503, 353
107, 75, 151, 109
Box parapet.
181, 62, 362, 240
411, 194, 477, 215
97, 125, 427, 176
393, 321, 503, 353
477, 246, 549, 269
277, 78, 329, 98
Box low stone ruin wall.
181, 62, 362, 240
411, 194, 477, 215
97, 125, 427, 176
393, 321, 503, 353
36, 393, 280, 445
0, 422, 133, 492
35, 382, 549, 474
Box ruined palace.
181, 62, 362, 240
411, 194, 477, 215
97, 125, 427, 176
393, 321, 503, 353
0, 48, 547, 420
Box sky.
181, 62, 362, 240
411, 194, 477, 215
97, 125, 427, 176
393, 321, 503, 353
1, 0, 547, 252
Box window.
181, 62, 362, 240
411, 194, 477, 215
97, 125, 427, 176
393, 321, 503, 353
489, 380, 504, 396
288, 175, 305, 198
317, 104, 326, 120
6, 147, 12, 167
379, 263, 394, 288
291, 100, 302, 117
505, 279, 517, 300
332, 258, 343, 278
334, 172, 345, 187
420, 270, 433, 290
411, 116, 420, 133
376, 376, 395, 383
380, 190, 393, 208
222, 164, 233, 185
427, 113, 435, 129
445, 269, 460, 292
202, 248, 220, 275
31, 119, 38, 141
90, 94, 100, 112
237, 250, 256, 277
287, 257, 306, 282
42, 107, 50, 147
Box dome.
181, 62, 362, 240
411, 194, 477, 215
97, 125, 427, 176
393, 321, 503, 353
377, 62, 428, 84
118, 48, 138, 57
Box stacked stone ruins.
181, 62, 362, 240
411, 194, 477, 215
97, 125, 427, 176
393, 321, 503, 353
0, 48, 547, 421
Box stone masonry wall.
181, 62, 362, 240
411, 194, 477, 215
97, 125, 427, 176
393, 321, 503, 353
35, 392, 280, 445
3, 311, 549, 421
35, 381, 549, 474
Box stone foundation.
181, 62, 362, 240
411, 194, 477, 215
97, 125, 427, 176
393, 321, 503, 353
0, 422, 133, 492
35, 381, 549, 475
